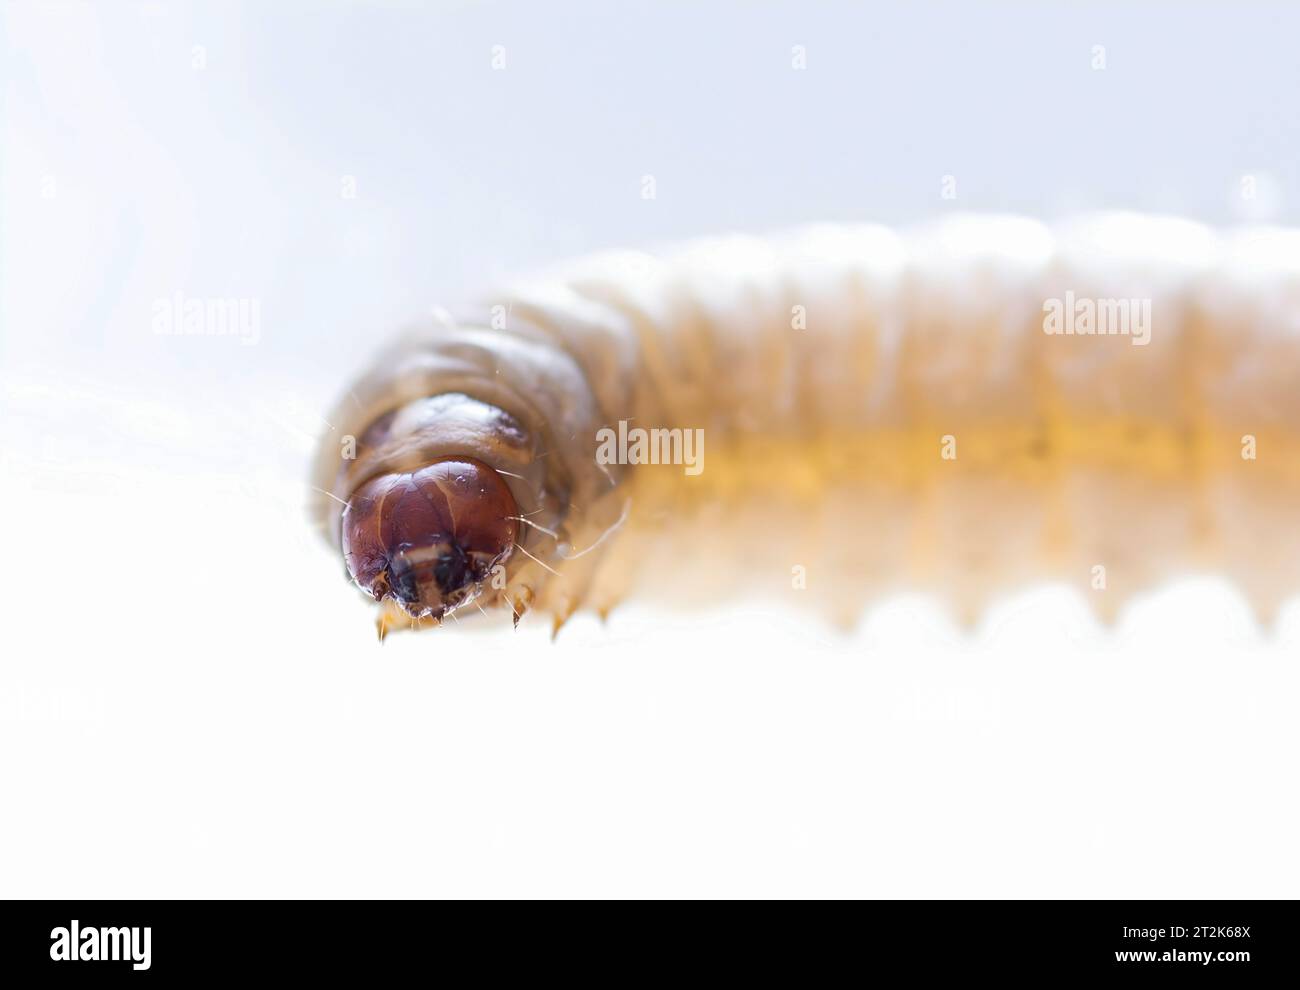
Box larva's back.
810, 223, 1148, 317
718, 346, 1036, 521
312, 216, 1300, 634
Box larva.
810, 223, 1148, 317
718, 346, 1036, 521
310, 214, 1300, 636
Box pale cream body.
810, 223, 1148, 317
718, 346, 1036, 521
313, 215, 1300, 630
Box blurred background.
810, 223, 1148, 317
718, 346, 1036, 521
2, 0, 1298, 897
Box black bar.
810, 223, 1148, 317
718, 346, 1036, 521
0, 899, 1290, 981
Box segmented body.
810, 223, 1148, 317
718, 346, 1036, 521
312, 215, 1300, 631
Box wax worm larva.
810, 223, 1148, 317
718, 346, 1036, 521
310, 215, 1300, 635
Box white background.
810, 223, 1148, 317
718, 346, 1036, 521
3, 1, 1299, 897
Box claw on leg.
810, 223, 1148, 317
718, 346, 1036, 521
549, 596, 577, 641
508, 585, 535, 629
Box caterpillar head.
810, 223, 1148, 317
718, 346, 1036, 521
341, 458, 519, 622
313, 321, 632, 634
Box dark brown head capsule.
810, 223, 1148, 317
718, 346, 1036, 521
340, 458, 519, 619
